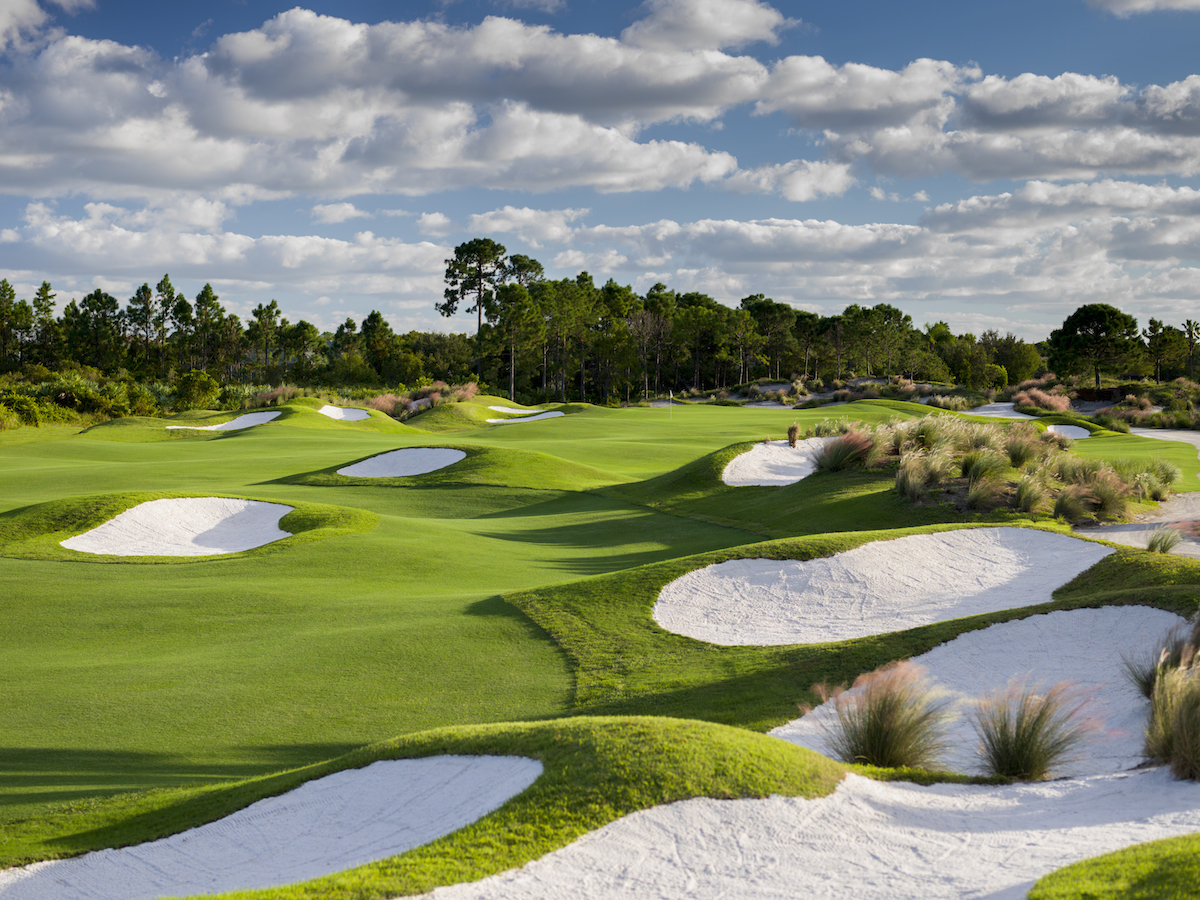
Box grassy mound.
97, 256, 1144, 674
0, 491, 378, 562
0, 716, 846, 899
271, 398, 424, 434
1029, 833, 1200, 899
408, 397, 582, 433
503, 526, 1200, 731
291, 444, 619, 492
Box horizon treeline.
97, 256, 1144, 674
0, 253, 1191, 404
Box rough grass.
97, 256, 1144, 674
970, 680, 1091, 780
1148, 527, 1183, 554
1029, 833, 1200, 900
814, 429, 875, 471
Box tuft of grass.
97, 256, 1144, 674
787, 421, 800, 448
1147, 527, 1183, 555
1053, 485, 1091, 523
1014, 474, 1047, 513
971, 680, 1092, 780
1145, 666, 1200, 780
960, 449, 1008, 485
1004, 435, 1040, 468
809, 661, 953, 770
814, 429, 876, 472
1123, 623, 1198, 700
1088, 470, 1130, 521
896, 454, 928, 502
966, 477, 1003, 510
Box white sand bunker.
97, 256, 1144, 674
488, 406, 539, 415
653, 527, 1113, 646
722, 438, 835, 486
337, 447, 466, 478
60, 498, 293, 557
1048, 423, 1091, 440
0, 756, 542, 900
420, 767, 1200, 900
486, 411, 565, 424
318, 405, 371, 421
967, 402, 1036, 419
772, 605, 1186, 776
165, 411, 281, 431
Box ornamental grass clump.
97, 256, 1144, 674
971, 680, 1092, 780
1053, 485, 1091, 523
814, 429, 876, 472
960, 449, 1008, 485
787, 421, 800, 448
1014, 474, 1048, 513
966, 477, 1003, 510
1124, 623, 1199, 700
1088, 470, 1130, 520
808, 661, 953, 769
1148, 527, 1183, 554
1144, 653, 1200, 780
896, 453, 929, 502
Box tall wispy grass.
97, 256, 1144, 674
971, 680, 1092, 780
1145, 666, 1200, 780
1013, 388, 1072, 413
787, 421, 800, 448
808, 661, 953, 769
1053, 485, 1091, 523
814, 429, 876, 472
1124, 623, 1199, 700
1148, 527, 1183, 554
960, 449, 1008, 484
1014, 474, 1048, 513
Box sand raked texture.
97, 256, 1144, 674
772, 605, 1187, 776
337, 448, 466, 477
317, 405, 371, 421
722, 438, 835, 486
418, 767, 1200, 900
165, 411, 281, 431
60, 498, 293, 557
653, 527, 1113, 646
486, 411, 565, 424
1048, 423, 1092, 440
0, 756, 542, 900
488, 406, 539, 415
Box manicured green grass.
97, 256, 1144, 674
1070, 431, 1200, 491
0, 491, 377, 562
504, 527, 1200, 731
1029, 833, 1200, 900
0, 716, 846, 899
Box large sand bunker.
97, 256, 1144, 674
1048, 423, 1091, 440
486, 411, 565, 424
772, 605, 1186, 775
60, 497, 293, 556
317, 405, 371, 421
165, 411, 281, 431
0, 756, 542, 900
722, 438, 835, 486
337, 448, 466, 477
418, 767, 1200, 900
967, 402, 1036, 419
653, 528, 1113, 645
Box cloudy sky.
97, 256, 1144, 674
3, 0, 1200, 338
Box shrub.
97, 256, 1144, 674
1147, 527, 1184, 555
788, 421, 800, 448
1013, 388, 1072, 413
971, 680, 1092, 780
174, 370, 221, 410
1014, 475, 1047, 513
0, 403, 18, 431
808, 661, 953, 769
814, 429, 875, 472
960, 449, 1008, 484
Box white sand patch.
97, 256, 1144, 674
419, 768, 1200, 900
0, 756, 542, 900
165, 411, 281, 431
317, 405, 371, 421
967, 402, 1036, 419
1076, 491, 1200, 558
486, 411, 565, 424
772, 605, 1186, 776
337, 448, 466, 477
488, 406, 539, 415
60, 498, 293, 557
1048, 423, 1092, 440
653, 528, 1112, 646
722, 438, 835, 486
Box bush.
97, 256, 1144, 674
971, 680, 1092, 780
1148, 527, 1183, 555
173, 370, 221, 410
0, 403, 19, 430
808, 661, 953, 769
814, 429, 875, 472
1013, 388, 1072, 413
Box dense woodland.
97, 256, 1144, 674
0, 239, 1195, 419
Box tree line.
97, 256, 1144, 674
0, 244, 1187, 404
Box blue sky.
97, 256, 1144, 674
2, 0, 1200, 340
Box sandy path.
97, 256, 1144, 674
418, 768, 1200, 900
485, 411, 565, 424
722, 438, 834, 486
771, 605, 1185, 776
60, 498, 293, 556
318, 405, 370, 421
337, 448, 466, 477
165, 411, 281, 431
0, 756, 542, 900
653, 528, 1112, 646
